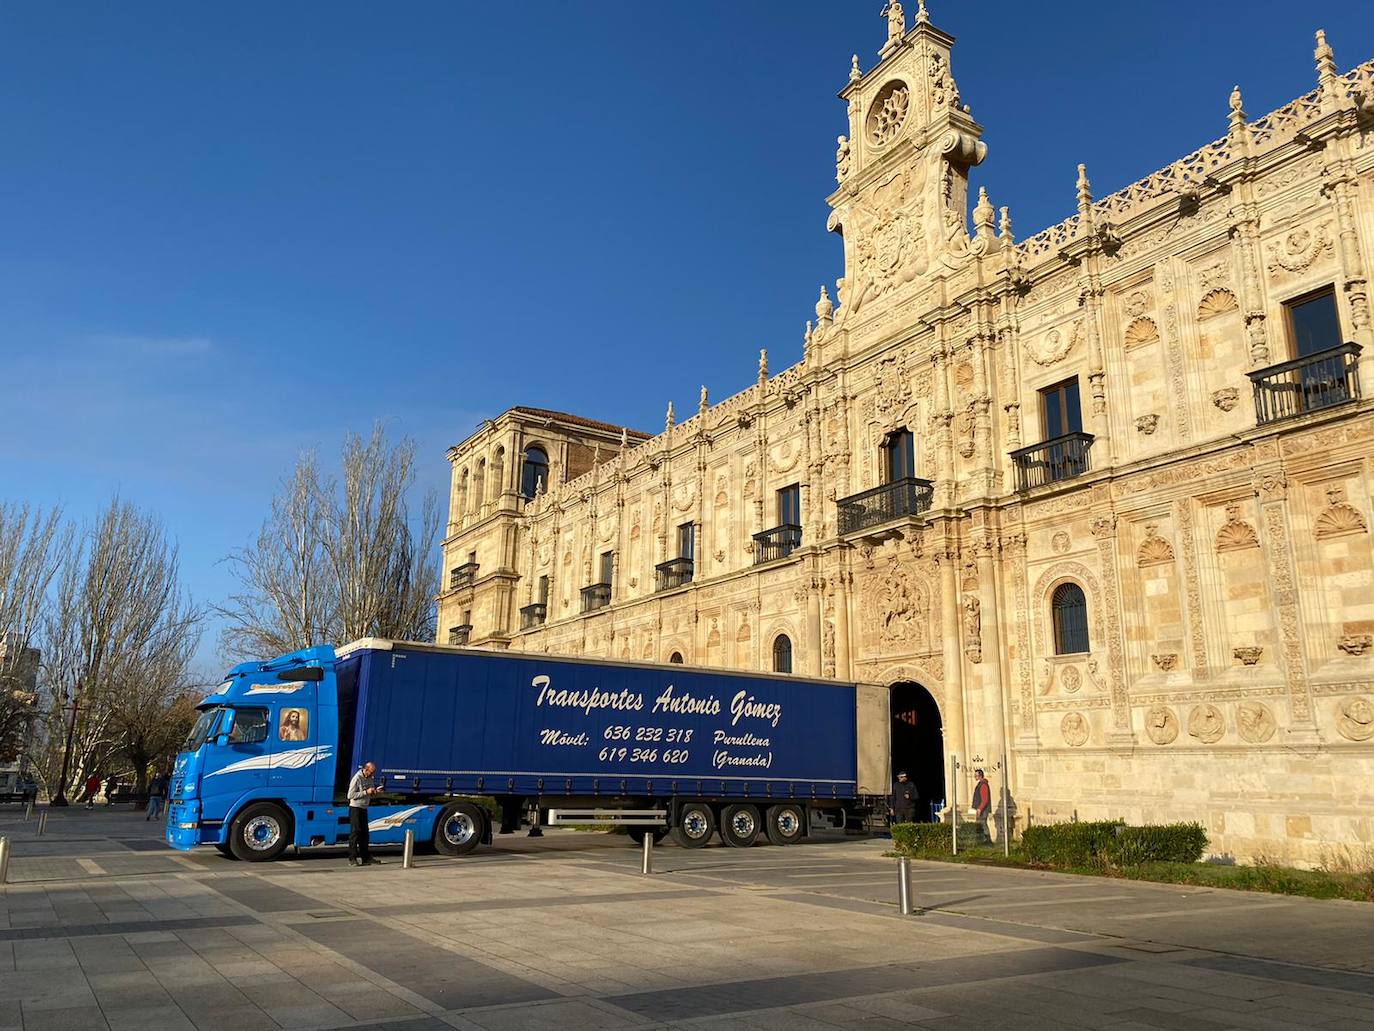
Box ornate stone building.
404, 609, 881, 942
440, 4, 1374, 864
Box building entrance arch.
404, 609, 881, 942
889, 682, 944, 822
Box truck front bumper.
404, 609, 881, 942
165, 798, 201, 851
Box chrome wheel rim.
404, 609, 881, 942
776, 810, 800, 836
730, 811, 757, 838
682, 810, 710, 839
244, 815, 281, 851
443, 813, 475, 846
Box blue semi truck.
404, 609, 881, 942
166, 638, 890, 861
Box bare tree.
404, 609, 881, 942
0, 503, 68, 762
37, 499, 201, 797
217, 454, 331, 657
218, 424, 441, 658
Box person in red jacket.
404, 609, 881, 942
83, 774, 101, 810
972, 768, 992, 842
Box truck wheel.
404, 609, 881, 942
720, 805, 760, 848
672, 803, 715, 849
434, 802, 484, 856
627, 827, 668, 846
214, 842, 237, 859
764, 804, 805, 846
228, 802, 291, 862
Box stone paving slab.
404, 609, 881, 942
0, 810, 1369, 1030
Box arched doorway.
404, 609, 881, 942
890, 682, 945, 822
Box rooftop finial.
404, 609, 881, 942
699, 385, 709, 416
815, 284, 834, 324
1076, 163, 1093, 220
850, 54, 862, 84
620, 427, 628, 451
916, 0, 929, 25
1316, 30, 1340, 110
998, 205, 1014, 244
665, 400, 675, 433
1228, 84, 1251, 144
758, 348, 769, 388
973, 186, 995, 240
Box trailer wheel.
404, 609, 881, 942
228, 802, 291, 862
627, 827, 668, 846
765, 804, 805, 846
672, 802, 715, 849
720, 804, 760, 848
434, 802, 484, 856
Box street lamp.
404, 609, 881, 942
48, 683, 81, 807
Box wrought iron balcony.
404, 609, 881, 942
447, 624, 472, 646
448, 562, 479, 591
580, 582, 612, 613
655, 557, 694, 591
519, 603, 547, 630
836, 478, 935, 536
1248, 343, 1361, 426
1010, 432, 1095, 492
752, 524, 803, 564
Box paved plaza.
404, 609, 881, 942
0, 808, 1368, 1030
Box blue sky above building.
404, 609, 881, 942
4, 1, 1372, 673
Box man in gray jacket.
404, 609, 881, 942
348, 761, 381, 866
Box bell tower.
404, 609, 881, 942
828, 1, 988, 322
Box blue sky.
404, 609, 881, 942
5, 1, 1372, 673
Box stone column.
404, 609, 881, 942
974, 534, 1008, 768
937, 532, 969, 783
834, 558, 853, 681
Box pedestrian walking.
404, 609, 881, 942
146, 770, 168, 821
347, 761, 382, 866
972, 768, 992, 842
104, 774, 119, 805
83, 773, 101, 809
889, 770, 918, 826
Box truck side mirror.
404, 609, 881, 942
214, 732, 230, 747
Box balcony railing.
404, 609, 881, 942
447, 624, 472, 646
655, 557, 694, 591
448, 562, 479, 591
752, 524, 803, 564
1249, 342, 1361, 426
519, 603, 547, 630
836, 478, 935, 536
1010, 432, 1095, 492
580, 582, 611, 613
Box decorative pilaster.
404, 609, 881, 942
1090, 514, 1135, 742
1255, 471, 1317, 736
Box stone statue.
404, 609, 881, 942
836, 135, 852, 183
884, 2, 905, 45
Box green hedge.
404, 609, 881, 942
891, 822, 953, 856
1021, 821, 1207, 869
1109, 823, 1207, 865
1022, 821, 1124, 868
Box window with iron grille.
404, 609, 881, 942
772, 634, 793, 674
1051, 583, 1089, 655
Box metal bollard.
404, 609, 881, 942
23, 802, 33, 822
402, 829, 415, 869
0, 837, 9, 885
36, 812, 47, 837
640, 832, 653, 875
897, 856, 914, 916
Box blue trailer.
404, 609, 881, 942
166, 639, 889, 861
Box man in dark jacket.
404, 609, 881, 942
972, 768, 993, 841
889, 771, 918, 824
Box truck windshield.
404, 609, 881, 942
183, 707, 225, 752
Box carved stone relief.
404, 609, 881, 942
1135, 414, 1160, 435
1233, 646, 1264, 666
1237, 702, 1277, 743
1187, 704, 1226, 744
1061, 712, 1089, 747
1265, 222, 1335, 279
1051, 532, 1071, 555
1336, 696, 1374, 741
1215, 505, 1260, 552
1314, 486, 1367, 538
1197, 289, 1239, 320
1211, 387, 1240, 412
1025, 320, 1080, 366
1145, 705, 1180, 745
1061, 665, 1082, 693
1136, 525, 1175, 567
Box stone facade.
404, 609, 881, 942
440, 6, 1374, 865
